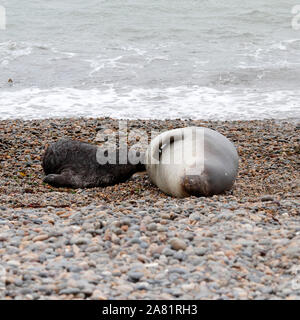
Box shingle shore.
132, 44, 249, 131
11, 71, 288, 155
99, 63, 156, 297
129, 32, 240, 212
0, 118, 299, 299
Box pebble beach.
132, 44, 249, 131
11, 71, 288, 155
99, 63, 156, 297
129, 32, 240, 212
0, 117, 299, 300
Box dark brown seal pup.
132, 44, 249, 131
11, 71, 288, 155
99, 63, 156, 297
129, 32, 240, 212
42, 139, 145, 188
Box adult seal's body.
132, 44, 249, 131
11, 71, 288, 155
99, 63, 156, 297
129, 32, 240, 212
42, 139, 145, 188
145, 127, 239, 197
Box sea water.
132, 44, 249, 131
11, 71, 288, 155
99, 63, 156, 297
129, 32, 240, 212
0, 0, 299, 120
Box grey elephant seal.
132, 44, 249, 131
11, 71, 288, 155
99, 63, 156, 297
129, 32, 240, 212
42, 139, 145, 188
145, 127, 239, 197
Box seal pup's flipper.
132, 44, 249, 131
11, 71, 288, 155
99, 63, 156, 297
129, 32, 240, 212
43, 168, 94, 189
44, 173, 71, 188
43, 170, 79, 188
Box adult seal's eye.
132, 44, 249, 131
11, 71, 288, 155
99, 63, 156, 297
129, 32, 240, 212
158, 143, 166, 161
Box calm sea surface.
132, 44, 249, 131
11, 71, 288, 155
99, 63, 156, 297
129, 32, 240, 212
0, 0, 300, 120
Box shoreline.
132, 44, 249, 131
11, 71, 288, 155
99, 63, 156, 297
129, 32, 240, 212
1, 116, 299, 124
0, 117, 299, 300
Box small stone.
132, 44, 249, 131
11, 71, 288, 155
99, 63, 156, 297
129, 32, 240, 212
14, 279, 24, 287
91, 289, 107, 300
112, 269, 122, 276
135, 282, 150, 290
128, 271, 144, 283
64, 251, 74, 258
147, 223, 157, 231
260, 195, 274, 202
121, 225, 128, 232
0, 235, 7, 241
162, 248, 174, 256
195, 247, 208, 256
59, 288, 81, 295
111, 233, 120, 244
168, 267, 187, 274
160, 213, 170, 219
7, 260, 21, 267
189, 213, 201, 221
173, 251, 186, 261
33, 234, 49, 242
233, 287, 248, 299
70, 237, 90, 245
170, 238, 187, 251
140, 241, 149, 249
182, 283, 196, 291
101, 271, 112, 277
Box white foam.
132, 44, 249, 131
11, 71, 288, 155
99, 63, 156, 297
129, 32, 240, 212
50, 48, 77, 58
0, 86, 299, 120
86, 55, 124, 76
120, 46, 147, 56
0, 41, 78, 66
0, 41, 33, 66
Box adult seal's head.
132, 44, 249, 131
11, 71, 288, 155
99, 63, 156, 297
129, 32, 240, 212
145, 127, 239, 198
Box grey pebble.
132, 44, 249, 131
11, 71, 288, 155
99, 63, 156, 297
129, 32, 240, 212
59, 288, 81, 295
128, 271, 144, 283
0, 182, 298, 300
